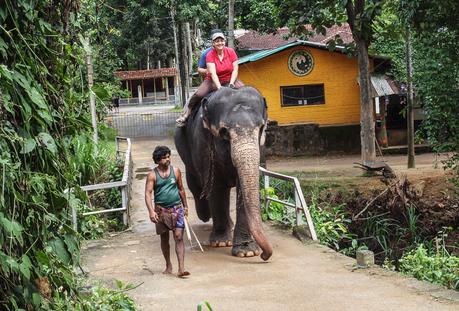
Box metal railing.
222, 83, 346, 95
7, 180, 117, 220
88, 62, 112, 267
106, 111, 181, 138
259, 166, 317, 241
119, 95, 178, 106
69, 137, 133, 231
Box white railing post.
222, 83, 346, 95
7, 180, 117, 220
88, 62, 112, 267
259, 166, 317, 241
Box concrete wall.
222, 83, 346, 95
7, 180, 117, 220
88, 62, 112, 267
264, 121, 360, 156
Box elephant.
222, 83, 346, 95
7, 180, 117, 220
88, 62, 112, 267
174, 86, 272, 261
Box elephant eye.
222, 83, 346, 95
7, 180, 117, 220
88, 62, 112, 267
219, 127, 230, 140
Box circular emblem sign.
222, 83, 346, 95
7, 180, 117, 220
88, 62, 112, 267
288, 50, 314, 76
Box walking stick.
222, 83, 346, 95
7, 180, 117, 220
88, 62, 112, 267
184, 217, 204, 253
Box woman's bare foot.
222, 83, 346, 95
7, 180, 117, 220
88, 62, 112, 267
177, 271, 190, 278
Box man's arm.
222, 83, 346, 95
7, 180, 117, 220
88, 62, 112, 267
145, 171, 159, 223
197, 50, 208, 77
174, 167, 189, 217
207, 62, 221, 89
197, 67, 208, 77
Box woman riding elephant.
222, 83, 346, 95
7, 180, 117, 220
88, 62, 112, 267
176, 31, 244, 126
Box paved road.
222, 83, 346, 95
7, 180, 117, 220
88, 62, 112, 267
81, 137, 459, 311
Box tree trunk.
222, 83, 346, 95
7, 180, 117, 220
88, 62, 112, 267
228, 0, 235, 49
178, 22, 189, 105
356, 38, 376, 165
185, 22, 193, 86
85, 44, 98, 144
171, 0, 184, 107
405, 27, 415, 168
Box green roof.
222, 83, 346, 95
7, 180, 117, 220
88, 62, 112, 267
238, 40, 345, 65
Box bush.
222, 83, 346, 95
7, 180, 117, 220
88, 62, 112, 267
399, 244, 459, 290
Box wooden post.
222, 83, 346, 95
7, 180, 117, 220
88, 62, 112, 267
165, 77, 170, 100
142, 79, 145, 98
153, 77, 157, 103
129, 80, 133, 98
380, 96, 389, 147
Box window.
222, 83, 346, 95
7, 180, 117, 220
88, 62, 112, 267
280, 84, 325, 107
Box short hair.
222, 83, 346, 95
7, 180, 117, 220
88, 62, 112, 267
152, 146, 171, 164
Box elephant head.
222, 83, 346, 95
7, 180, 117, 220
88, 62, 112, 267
202, 86, 272, 261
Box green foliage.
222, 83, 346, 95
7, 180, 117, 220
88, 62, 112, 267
197, 300, 214, 311
399, 244, 459, 290
47, 280, 137, 310
260, 181, 355, 252
372, 0, 459, 184
0, 1, 132, 308
308, 192, 355, 251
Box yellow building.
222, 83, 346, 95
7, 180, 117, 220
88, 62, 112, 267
238, 40, 364, 127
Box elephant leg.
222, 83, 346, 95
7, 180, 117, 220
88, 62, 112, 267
185, 170, 211, 222
232, 185, 260, 257
209, 186, 233, 247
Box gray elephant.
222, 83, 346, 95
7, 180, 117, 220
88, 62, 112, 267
174, 86, 272, 261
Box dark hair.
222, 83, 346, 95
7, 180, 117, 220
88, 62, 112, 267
152, 146, 171, 164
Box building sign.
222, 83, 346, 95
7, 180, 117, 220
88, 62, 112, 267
288, 50, 314, 76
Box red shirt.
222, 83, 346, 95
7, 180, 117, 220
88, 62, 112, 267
205, 47, 238, 82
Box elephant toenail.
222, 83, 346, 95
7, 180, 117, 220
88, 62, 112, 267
237, 252, 245, 258
211, 241, 218, 247
254, 249, 260, 256
218, 241, 226, 247
246, 251, 254, 257
227, 241, 233, 246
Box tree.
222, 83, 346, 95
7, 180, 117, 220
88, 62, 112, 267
398, 0, 459, 179
274, 0, 389, 165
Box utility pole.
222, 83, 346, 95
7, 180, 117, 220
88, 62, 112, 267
228, 0, 235, 49
171, 0, 183, 107
85, 44, 98, 144
406, 26, 415, 168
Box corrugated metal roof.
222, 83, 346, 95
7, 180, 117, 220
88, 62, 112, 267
114, 68, 177, 81
238, 39, 389, 65
370, 75, 400, 97
238, 40, 346, 65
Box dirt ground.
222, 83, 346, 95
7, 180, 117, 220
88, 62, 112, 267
81, 137, 459, 310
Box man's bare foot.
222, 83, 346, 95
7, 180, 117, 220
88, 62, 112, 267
177, 271, 190, 278
163, 266, 173, 274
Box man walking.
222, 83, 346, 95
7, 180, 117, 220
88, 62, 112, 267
145, 146, 190, 278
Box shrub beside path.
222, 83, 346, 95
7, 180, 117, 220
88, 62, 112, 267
81, 137, 459, 311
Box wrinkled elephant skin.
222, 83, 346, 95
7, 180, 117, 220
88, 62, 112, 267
174, 86, 272, 261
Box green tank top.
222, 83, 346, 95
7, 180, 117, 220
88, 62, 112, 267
154, 165, 182, 207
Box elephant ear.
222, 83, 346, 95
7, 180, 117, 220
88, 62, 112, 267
201, 97, 211, 130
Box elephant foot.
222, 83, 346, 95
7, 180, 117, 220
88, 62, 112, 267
231, 241, 260, 258
209, 230, 233, 247
210, 240, 233, 247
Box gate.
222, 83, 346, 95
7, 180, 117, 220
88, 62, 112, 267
106, 110, 181, 138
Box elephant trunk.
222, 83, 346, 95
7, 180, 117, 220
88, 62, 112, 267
230, 128, 273, 261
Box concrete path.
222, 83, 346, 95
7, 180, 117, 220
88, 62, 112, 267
81, 137, 459, 311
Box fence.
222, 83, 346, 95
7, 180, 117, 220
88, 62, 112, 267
107, 111, 181, 138
69, 137, 133, 231
259, 166, 317, 241
119, 95, 177, 106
